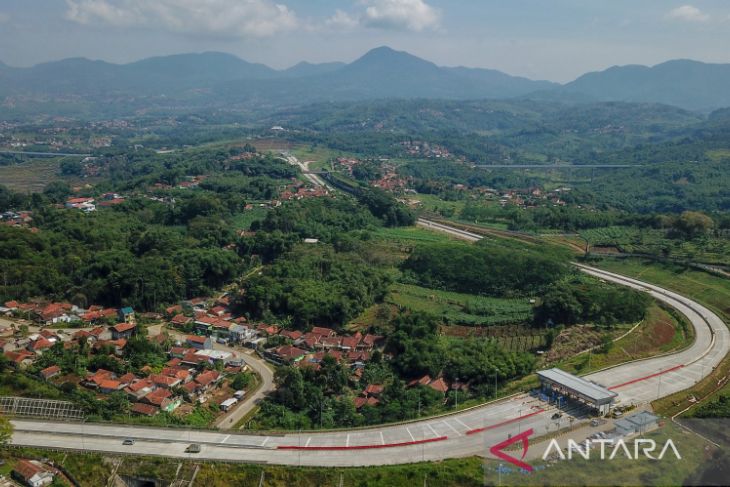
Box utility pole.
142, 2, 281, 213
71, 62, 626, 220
454, 377, 459, 410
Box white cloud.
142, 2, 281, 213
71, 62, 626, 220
323, 0, 440, 32
325, 9, 359, 30
666, 5, 710, 22
64, 0, 299, 38
361, 0, 440, 31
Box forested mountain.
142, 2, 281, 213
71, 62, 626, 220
560, 60, 730, 112
3, 47, 730, 117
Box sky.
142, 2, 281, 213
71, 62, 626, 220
1, 0, 729, 82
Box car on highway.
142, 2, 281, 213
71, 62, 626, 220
186, 443, 201, 453
122, 438, 135, 445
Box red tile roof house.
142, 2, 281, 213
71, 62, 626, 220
363, 384, 384, 398
256, 324, 281, 336
182, 380, 200, 399
28, 337, 54, 354
118, 372, 137, 386
142, 388, 177, 411
310, 327, 336, 339
149, 373, 181, 389
359, 334, 385, 351
161, 367, 193, 383
280, 330, 303, 341
271, 345, 307, 364
165, 304, 183, 317
428, 377, 449, 394
124, 379, 156, 400
39, 365, 61, 380
83, 369, 116, 389
99, 379, 124, 394
339, 334, 361, 351
36, 302, 71, 324
353, 396, 380, 410
131, 402, 159, 416
4, 350, 34, 367
194, 370, 221, 392
111, 322, 136, 340
210, 306, 227, 316
97, 338, 127, 356
170, 314, 193, 328
296, 332, 321, 350
12, 459, 56, 487
319, 336, 342, 350
185, 335, 212, 350
408, 374, 450, 394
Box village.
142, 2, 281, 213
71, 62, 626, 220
0, 288, 394, 421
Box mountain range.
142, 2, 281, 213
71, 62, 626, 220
1, 46, 730, 115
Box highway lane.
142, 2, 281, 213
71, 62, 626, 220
9, 219, 729, 466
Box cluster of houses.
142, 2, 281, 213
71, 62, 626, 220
400, 140, 453, 159
17, 319, 247, 418
265, 326, 384, 370
0, 300, 134, 327
334, 157, 361, 174
74, 357, 228, 417
278, 180, 330, 202
0, 210, 35, 231
63, 192, 126, 212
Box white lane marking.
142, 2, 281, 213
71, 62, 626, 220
221, 434, 231, 444
427, 423, 439, 437
380, 431, 385, 445
442, 420, 461, 436
305, 437, 311, 447
260, 437, 269, 447
406, 427, 415, 442
346, 434, 350, 447
454, 418, 470, 430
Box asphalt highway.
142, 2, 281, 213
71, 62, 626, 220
9, 219, 728, 466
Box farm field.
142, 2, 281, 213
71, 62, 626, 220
370, 225, 457, 244
387, 283, 534, 327
0, 159, 63, 191
231, 205, 269, 230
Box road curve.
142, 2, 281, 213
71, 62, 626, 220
9, 220, 729, 466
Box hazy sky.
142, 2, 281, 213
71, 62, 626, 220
1, 0, 729, 82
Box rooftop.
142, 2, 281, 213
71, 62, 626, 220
537, 368, 617, 403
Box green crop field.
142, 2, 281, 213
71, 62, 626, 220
231, 205, 269, 230
387, 283, 534, 326
370, 226, 457, 244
